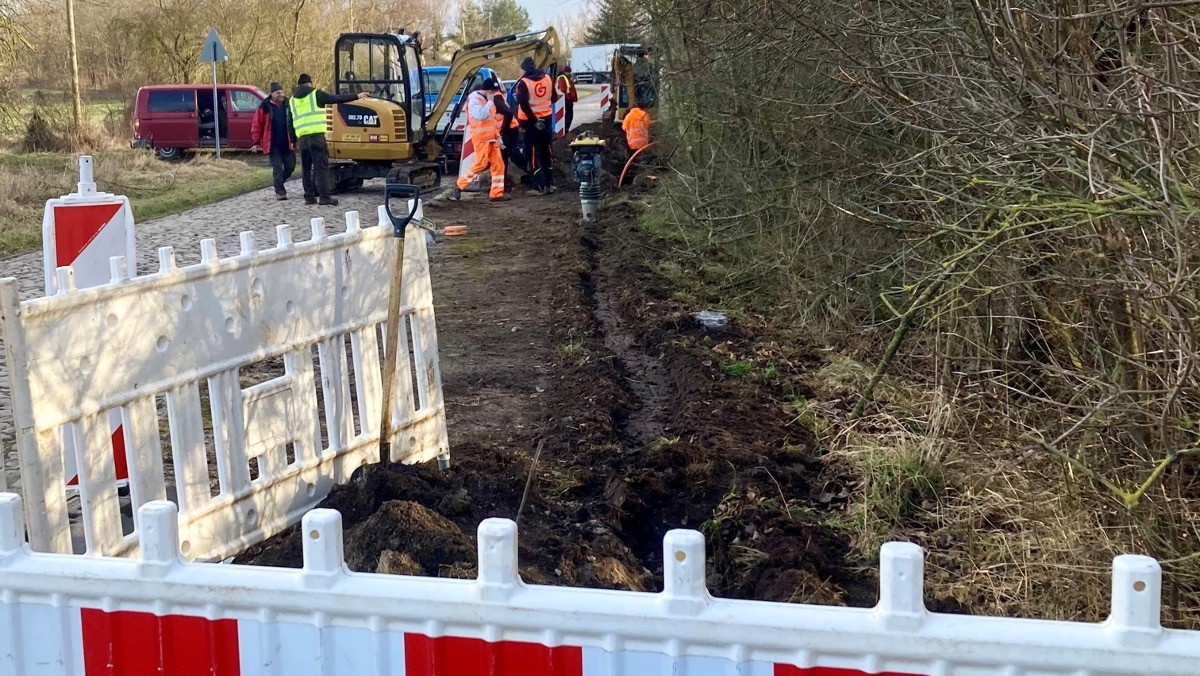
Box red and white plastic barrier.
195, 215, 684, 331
0, 493, 1198, 675
1, 208, 448, 560
600, 84, 612, 113
41, 156, 137, 491
457, 135, 486, 192
553, 98, 566, 138
42, 156, 136, 295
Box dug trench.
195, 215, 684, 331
237, 127, 872, 607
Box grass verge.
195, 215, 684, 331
0, 150, 272, 258
622, 189, 1200, 628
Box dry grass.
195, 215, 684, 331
638, 0, 1200, 630
634, 198, 1200, 626
806, 359, 1200, 627
0, 149, 272, 258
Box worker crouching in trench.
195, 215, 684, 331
620, 101, 655, 186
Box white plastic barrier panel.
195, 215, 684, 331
554, 98, 566, 137
42, 156, 137, 491
600, 84, 611, 113
0, 494, 1197, 675
458, 134, 487, 192
0, 209, 448, 561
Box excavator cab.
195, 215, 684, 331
612, 45, 656, 123
327, 31, 439, 189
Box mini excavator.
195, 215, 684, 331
324, 28, 560, 191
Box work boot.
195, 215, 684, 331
318, 197, 339, 206
304, 197, 317, 205
450, 184, 462, 201
489, 195, 511, 203
524, 188, 542, 196
276, 193, 288, 201
546, 185, 557, 195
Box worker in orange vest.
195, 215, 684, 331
515, 56, 559, 196
451, 77, 511, 202
622, 101, 651, 152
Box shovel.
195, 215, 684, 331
377, 181, 421, 466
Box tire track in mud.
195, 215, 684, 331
578, 231, 670, 453
241, 126, 864, 607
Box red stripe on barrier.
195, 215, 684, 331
82, 609, 241, 676
66, 425, 129, 486
776, 666, 926, 676
405, 635, 583, 676
53, 203, 122, 267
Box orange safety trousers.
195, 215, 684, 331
456, 138, 506, 199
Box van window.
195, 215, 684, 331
426, 71, 447, 96
230, 90, 260, 112
147, 90, 195, 113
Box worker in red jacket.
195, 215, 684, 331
250, 82, 296, 201
556, 65, 578, 133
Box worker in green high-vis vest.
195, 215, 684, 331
290, 73, 369, 206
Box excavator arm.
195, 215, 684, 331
424, 27, 560, 134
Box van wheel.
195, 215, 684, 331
155, 147, 183, 161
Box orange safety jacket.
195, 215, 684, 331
466, 91, 504, 143
517, 74, 553, 121
622, 107, 651, 150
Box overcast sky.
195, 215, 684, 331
518, 0, 593, 34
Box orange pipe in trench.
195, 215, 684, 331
618, 142, 657, 189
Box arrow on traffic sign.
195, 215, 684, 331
200, 27, 228, 63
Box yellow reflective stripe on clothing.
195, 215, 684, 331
289, 91, 326, 137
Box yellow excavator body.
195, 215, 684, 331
611, 45, 655, 123
327, 100, 415, 162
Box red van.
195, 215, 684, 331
131, 84, 267, 160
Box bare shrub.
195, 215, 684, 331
645, 0, 1200, 625
20, 113, 68, 152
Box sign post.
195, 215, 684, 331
200, 28, 229, 159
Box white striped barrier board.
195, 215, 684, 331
0, 208, 448, 561
458, 134, 487, 192
600, 84, 611, 113
0, 495, 1197, 675
42, 156, 137, 491
554, 98, 566, 137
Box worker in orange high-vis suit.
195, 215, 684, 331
622, 101, 651, 152
516, 56, 559, 196
451, 77, 512, 202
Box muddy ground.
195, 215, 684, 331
236, 127, 873, 606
